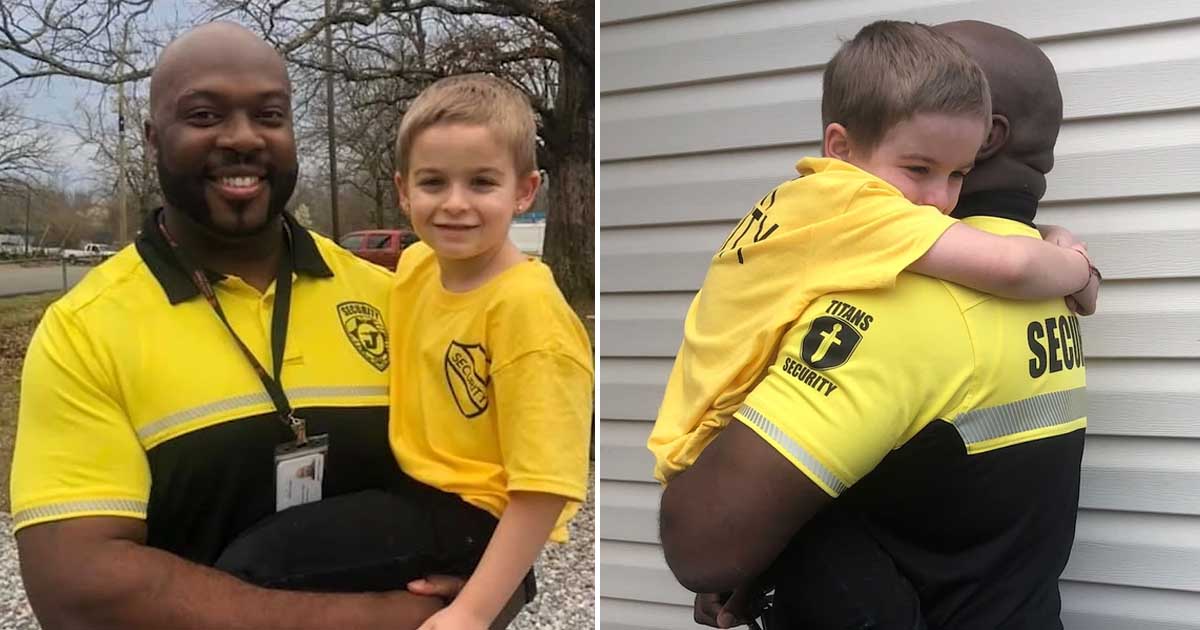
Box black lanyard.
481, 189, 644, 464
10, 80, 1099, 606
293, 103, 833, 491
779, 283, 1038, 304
157, 212, 307, 445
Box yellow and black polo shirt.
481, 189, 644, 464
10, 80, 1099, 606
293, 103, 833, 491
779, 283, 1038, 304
735, 214, 1086, 629
11, 209, 398, 564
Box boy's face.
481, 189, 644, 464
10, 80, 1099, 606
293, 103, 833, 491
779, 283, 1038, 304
830, 112, 986, 214
396, 123, 539, 268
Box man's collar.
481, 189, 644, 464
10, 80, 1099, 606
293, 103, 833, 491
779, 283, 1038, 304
135, 207, 334, 305
951, 190, 1039, 228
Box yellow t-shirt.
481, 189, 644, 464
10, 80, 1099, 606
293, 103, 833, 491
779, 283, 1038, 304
388, 243, 593, 542
648, 157, 959, 482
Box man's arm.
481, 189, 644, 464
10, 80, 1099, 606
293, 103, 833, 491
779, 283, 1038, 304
659, 282, 973, 597
659, 420, 831, 594
17, 516, 446, 630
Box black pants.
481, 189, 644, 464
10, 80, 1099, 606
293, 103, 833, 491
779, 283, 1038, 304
215, 470, 535, 599
762, 507, 927, 630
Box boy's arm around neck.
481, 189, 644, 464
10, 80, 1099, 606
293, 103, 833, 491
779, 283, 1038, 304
910, 221, 1094, 305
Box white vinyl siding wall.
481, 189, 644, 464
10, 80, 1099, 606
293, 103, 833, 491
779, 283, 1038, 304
597, 1, 1200, 628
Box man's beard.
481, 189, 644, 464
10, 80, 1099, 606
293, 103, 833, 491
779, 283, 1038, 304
156, 151, 298, 238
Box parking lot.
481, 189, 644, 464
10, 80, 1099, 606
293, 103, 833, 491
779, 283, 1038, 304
0, 262, 91, 297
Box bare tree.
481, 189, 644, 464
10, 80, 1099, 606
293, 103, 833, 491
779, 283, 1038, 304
0, 96, 56, 195
68, 83, 161, 232
1, 0, 594, 306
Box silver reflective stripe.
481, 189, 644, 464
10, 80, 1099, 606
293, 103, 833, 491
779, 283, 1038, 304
137, 385, 388, 442
955, 387, 1087, 447
13, 498, 147, 528
737, 404, 848, 495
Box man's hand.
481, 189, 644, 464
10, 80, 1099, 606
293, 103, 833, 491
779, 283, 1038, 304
407, 575, 468, 601
1037, 223, 1080, 249
1039, 224, 1100, 316
693, 585, 761, 628
1066, 244, 1100, 316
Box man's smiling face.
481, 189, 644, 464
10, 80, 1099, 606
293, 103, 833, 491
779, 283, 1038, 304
147, 30, 298, 238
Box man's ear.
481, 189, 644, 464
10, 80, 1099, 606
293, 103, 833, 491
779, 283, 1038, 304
393, 172, 409, 217
977, 114, 1010, 161
144, 119, 157, 163
822, 123, 853, 161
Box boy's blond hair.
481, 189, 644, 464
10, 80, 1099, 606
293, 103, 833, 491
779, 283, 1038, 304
822, 20, 992, 153
394, 73, 537, 176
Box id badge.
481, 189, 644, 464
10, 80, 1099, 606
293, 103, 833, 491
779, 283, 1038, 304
274, 434, 329, 512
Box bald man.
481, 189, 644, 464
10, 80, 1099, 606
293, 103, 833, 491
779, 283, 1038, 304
662, 22, 1088, 630
11, 23, 459, 629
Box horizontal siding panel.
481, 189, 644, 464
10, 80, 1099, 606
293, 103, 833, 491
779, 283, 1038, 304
599, 0, 757, 25
602, 22, 1200, 129
599, 419, 659, 485
602, 60, 1200, 160
599, 598, 698, 630
1064, 511, 1200, 590
1060, 582, 1200, 630
598, 435, 1200, 532
1081, 437, 1200, 515
600, 540, 694, 605
600, 0, 950, 65
601, 510, 1200, 607
600, 0, 1200, 91
598, 480, 663, 547
599, 582, 1200, 630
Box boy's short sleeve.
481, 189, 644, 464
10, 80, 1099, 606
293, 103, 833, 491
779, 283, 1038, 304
490, 282, 594, 541
805, 181, 958, 296
10, 304, 151, 532
493, 350, 593, 502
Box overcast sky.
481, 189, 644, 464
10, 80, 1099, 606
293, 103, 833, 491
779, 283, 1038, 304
3, 1, 195, 191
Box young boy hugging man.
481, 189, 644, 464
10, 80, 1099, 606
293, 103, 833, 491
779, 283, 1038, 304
652, 20, 1100, 628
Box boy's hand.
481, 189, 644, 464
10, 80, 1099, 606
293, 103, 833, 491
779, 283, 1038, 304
1037, 223, 1081, 248
414, 602, 490, 630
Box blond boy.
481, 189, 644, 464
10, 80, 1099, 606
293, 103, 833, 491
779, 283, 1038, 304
388, 74, 592, 630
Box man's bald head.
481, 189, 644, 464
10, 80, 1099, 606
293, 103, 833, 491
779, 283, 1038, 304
936, 21, 1062, 191
145, 21, 297, 240
149, 22, 289, 116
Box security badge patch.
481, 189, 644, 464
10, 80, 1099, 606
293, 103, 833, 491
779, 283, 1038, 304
337, 302, 389, 371
444, 341, 491, 418
778, 300, 875, 398
801, 316, 862, 370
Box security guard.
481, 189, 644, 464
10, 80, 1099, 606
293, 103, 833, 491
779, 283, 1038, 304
663, 21, 1096, 630
11, 23, 457, 630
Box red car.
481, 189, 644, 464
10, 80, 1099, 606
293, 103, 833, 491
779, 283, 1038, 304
339, 229, 419, 271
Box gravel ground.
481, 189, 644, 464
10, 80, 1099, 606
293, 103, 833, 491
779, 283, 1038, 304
0, 514, 37, 630
0, 468, 595, 630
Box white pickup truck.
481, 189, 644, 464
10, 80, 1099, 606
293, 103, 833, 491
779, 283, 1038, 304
61, 242, 117, 262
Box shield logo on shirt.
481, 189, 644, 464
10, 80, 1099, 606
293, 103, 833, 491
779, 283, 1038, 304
444, 341, 490, 418
801, 316, 861, 370
337, 301, 390, 372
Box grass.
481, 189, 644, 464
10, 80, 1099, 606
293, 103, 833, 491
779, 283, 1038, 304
0, 291, 59, 513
